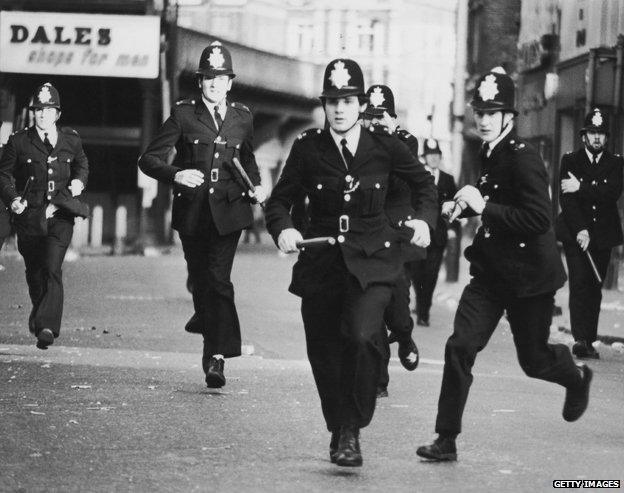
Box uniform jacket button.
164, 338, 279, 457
194, 139, 199, 144
47, 195, 51, 200
317, 184, 323, 190
483, 195, 490, 201
27, 159, 32, 163
177, 193, 181, 197
337, 235, 345, 243
48, 169, 53, 175
345, 175, 353, 182
214, 152, 219, 158
344, 194, 351, 202
519, 242, 526, 248
374, 183, 380, 189
384, 241, 390, 248
209, 187, 214, 194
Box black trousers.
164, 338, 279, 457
408, 245, 445, 320
180, 221, 242, 358
17, 216, 74, 336
435, 277, 582, 435
563, 246, 611, 344
301, 274, 392, 431
379, 269, 413, 389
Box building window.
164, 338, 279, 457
357, 19, 377, 53
578, 8, 583, 20
576, 28, 586, 47
295, 23, 314, 53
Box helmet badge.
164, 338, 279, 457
209, 47, 225, 69
38, 84, 52, 104
478, 74, 499, 102
329, 61, 351, 89
591, 111, 603, 127
369, 87, 385, 107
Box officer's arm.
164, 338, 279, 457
137, 109, 183, 184
391, 140, 438, 229
239, 119, 261, 187
71, 135, 89, 186
559, 154, 587, 235
0, 136, 19, 205
576, 158, 623, 203
264, 142, 304, 244
481, 149, 551, 235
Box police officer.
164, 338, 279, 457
0, 123, 10, 252
409, 138, 458, 327
416, 68, 593, 462
361, 84, 422, 398
138, 41, 266, 389
265, 59, 437, 467
556, 108, 623, 359
0, 83, 89, 349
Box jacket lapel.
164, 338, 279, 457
27, 127, 49, 156
349, 129, 374, 171
194, 100, 218, 136
319, 130, 348, 172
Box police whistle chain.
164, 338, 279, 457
447, 199, 467, 223
231, 157, 265, 210
295, 237, 336, 249
19, 175, 35, 205
584, 249, 603, 284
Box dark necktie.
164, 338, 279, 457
340, 138, 353, 169
479, 142, 488, 160
592, 155, 597, 166
43, 132, 53, 155
214, 109, 223, 130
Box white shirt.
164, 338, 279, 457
486, 122, 514, 157
584, 148, 603, 164
425, 166, 440, 185
202, 96, 227, 128
329, 124, 361, 167
35, 126, 58, 148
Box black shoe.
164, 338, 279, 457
329, 431, 340, 463
184, 314, 203, 334
563, 364, 593, 422
376, 385, 389, 398
416, 435, 457, 461
35, 328, 54, 350
398, 337, 419, 371
585, 344, 600, 359
572, 340, 589, 358
335, 425, 362, 467
416, 316, 430, 327
204, 357, 226, 388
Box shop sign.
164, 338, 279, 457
0, 11, 160, 78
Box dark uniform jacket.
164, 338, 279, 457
265, 126, 438, 298
385, 127, 426, 261
0, 142, 10, 238
462, 132, 566, 298
430, 170, 458, 247
0, 126, 89, 236
555, 148, 623, 250
138, 98, 260, 236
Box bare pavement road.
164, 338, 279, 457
1, 244, 623, 492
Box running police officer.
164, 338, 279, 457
416, 68, 593, 462
138, 41, 266, 389
410, 138, 458, 327
265, 59, 437, 467
0, 83, 89, 349
361, 84, 422, 398
556, 108, 623, 359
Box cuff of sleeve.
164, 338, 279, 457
168, 167, 183, 184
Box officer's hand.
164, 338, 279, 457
69, 179, 84, 197
561, 172, 580, 194
278, 228, 303, 254
454, 185, 485, 214
441, 200, 456, 219
174, 169, 204, 188
405, 219, 431, 248
11, 197, 26, 214
576, 229, 590, 251
381, 111, 397, 133
250, 185, 267, 204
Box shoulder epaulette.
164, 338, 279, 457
12, 127, 27, 136
175, 98, 196, 106
565, 151, 574, 155
230, 101, 250, 113
367, 123, 393, 136
60, 126, 79, 136
296, 128, 322, 140
508, 138, 526, 151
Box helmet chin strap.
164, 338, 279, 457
583, 134, 604, 155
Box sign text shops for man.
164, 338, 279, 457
0, 11, 160, 78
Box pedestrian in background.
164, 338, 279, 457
138, 41, 267, 389
409, 138, 458, 327
417, 68, 593, 462
361, 84, 422, 398
265, 59, 437, 467
0, 83, 89, 349
556, 108, 623, 359
0, 122, 10, 254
